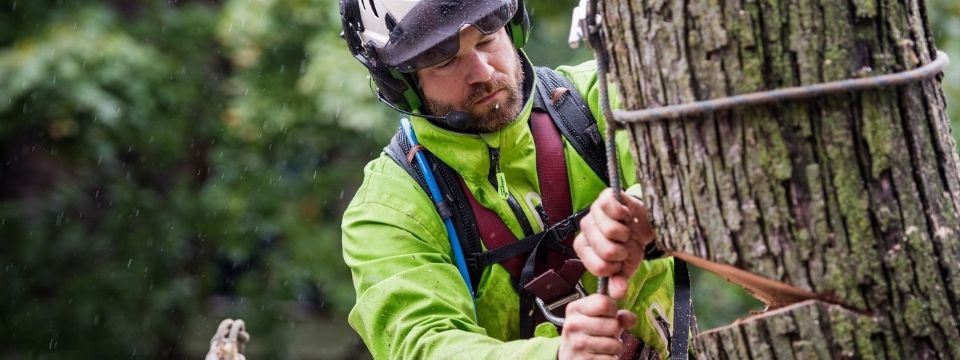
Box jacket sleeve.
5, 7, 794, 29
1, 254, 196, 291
341, 158, 562, 360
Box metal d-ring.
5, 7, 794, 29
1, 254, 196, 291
535, 282, 588, 327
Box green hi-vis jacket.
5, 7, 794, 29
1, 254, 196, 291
342, 60, 676, 359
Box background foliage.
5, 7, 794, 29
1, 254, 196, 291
1, 0, 956, 358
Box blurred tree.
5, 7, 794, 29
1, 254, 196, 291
1, 3, 227, 357
0, 0, 384, 358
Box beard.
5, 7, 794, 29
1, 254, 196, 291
424, 57, 526, 133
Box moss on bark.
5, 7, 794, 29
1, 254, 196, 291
602, 0, 960, 357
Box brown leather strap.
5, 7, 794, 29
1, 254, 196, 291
523, 259, 584, 303
619, 329, 641, 359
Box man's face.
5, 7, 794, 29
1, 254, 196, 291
416, 26, 524, 133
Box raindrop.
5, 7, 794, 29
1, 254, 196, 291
127, 258, 132, 268
12, 2, 16, 11
313, 170, 317, 179
495, 103, 500, 110
339, 189, 345, 199
52, 75, 56, 85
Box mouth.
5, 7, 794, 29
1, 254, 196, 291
474, 89, 504, 106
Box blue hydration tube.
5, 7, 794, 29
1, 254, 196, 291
400, 118, 476, 299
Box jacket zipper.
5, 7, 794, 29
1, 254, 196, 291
488, 147, 535, 237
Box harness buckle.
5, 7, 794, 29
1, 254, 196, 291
534, 281, 587, 327
545, 214, 581, 245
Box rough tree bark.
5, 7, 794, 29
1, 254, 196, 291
600, 0, 960, 358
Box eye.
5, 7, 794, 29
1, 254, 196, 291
435, 58, 454, 68
478, 36, 495, 46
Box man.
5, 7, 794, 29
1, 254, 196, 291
339, 1, 677, 358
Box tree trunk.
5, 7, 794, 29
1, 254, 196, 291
600, 0, 960, 358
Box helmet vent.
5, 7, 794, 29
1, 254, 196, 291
366, 0, 380, 18
385, 12, 397, 32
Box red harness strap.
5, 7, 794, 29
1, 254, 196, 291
458, 109, 574, 282
530, 110, 575, 274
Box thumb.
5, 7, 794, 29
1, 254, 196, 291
617, 310, 637, 330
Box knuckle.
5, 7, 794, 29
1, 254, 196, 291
599, 226, 620, 241
573, 234, 587, 250
596, 244, 621, 260
597, 262, 619, 275
579, 215, 592, 230
571, 337, 588, 351
602, 320, 621, 335
597, 299, 616, 315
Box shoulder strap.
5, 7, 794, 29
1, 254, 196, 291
532, 66, 609, 185
385, 128, 485, 293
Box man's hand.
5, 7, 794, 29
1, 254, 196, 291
574, 188, 655, 299
559, 295, 638, 359
205, 319, 250, 360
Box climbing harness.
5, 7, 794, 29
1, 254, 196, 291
387, 67, 609, 336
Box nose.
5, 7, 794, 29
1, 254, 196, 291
462, 50, 495, 85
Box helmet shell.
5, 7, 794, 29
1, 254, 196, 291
340, 0, 530, 111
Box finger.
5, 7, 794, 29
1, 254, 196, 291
595, 189, 631, 221
591, 209, 632, 244
583, 218, 630, 262
623, 197, 655, 244
619, 237, 645, 277
228, 319, 244, 341
574, 233, 621, 277
587, 355, 620, 360
581, 334, 625, 356
569, 294, 620, 318
563, 333, 623, 358
565, 313, 624, 338
608, 275, 631, 300
617, 310, 638, 330
214, 319, 233, 341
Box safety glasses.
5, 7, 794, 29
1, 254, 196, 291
378, 0, 518, 73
